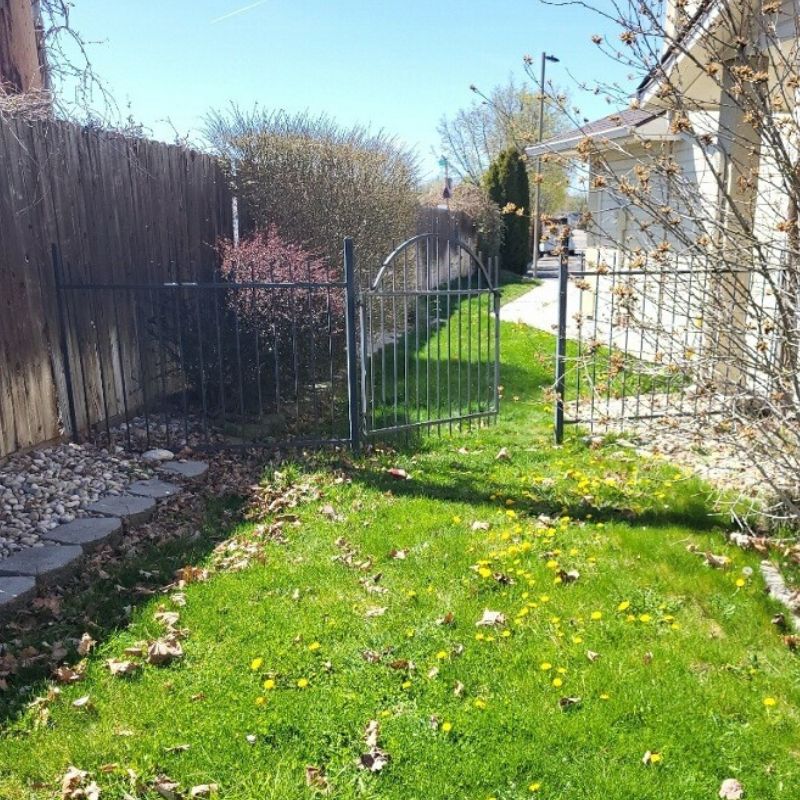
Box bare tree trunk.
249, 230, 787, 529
0, 0, 45, 93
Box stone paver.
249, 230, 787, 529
0, 544, 83, 587
87, 493, 156, 525
161, 460, 208, 481
43, 516, 123, 553
126, 479, 182, 501
0, 575, 37, 616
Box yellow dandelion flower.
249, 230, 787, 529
572, 635, 583, 644
591, 611, 603, 621
263, 678, 276, 690
639, 613, 652, 623
552, 677, 563, 688
452, 515, 462, 524
617, 600, 631, 612
600, 693, 610, 700
442, 721, 453, 733
308, 641, 321, 652
763, 696, 777, 707
255, 696, 266, 706
297, 678, 309, 689
478, 567, 492, 579
474, 698, 487, 709
529, 782, 542, 792
436, 650, 449, 660
540, 662, 552, 671
250, 658, 263, 671
402, 680, 412, 689
735, 578, 746, 588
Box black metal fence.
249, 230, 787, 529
54, 233, 500, 452
54, 245, 355, 451
554, 244, 784, 441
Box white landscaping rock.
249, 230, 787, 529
141, 448, 175, 463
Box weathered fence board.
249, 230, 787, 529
0, 116, 234, 458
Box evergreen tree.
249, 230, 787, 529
483, 148, 530, 274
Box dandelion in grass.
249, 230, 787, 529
529, 782, 542, 792
436, 650, 449, 660
263, 678, 276, 690
763, 696, 777, 707
540, 662, 552, 671
297, 678, 309, 689
308, 641, 321, 652
552, 677, 563, 688
639, 613, 652, 623
250, 658, 263, 671
591, 610, 603, 621
442, 721, 453, 733
735, 578, 746, 588
617, 600, 631, 612
474, 698, 487, 709
255, 696, 266, 706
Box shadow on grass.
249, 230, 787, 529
0, 493, 242, 725
346, 456, 719, 533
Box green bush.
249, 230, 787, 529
483, 148, 530, 274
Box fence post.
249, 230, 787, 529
343, 237, 361, 452
51, 243, 79, 442
554, 230, 570, 444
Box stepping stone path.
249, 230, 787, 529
43, 517, 123, 553
161, 460, 208, 481
126, 479, 182, 501
0, 459, 208, 619
87, 493, 157, 525
0, 575, 37, 614
0, 544, 83, 586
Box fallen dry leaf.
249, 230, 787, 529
559, 696, 582, 710
107, 659, 140, 677
475, 609, 506, 627
437, 611, 455, 626
389, 548, 407, 560
164, 743, 191, 754
386, 467, 410, 480
72, 695, 92, 709
358, 720, 390, 772
558, 569, 581, 584
586, 650, 601, 663
642, 750, 662, 766
719, 778, 744, 799
495, 447, 510, 461
77, 633, 97, 657
305, 766, 330, 793
471, 521, 491, 531
54, 666, 83, 685
365, 606, 387, 618
146, 639, 184, 666
153, 775, 181, 800
189, 785, 218, 799
60, 766, 88, 800
453, 681, 465, 697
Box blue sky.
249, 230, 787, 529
66, 0, 633, 180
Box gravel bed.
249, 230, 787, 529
0, 441, 152, 560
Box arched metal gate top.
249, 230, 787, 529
371, 233, 497, 293
357, 232, 501, 440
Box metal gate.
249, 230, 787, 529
54, 234, 500, 453
356, 233, 500, 441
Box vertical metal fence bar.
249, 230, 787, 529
88, 282, 112, 445
174, 283, 190, 447
446, 237, 453, 433
344, 238, 360, 451
554, 241, 570, 444
211, 270, 227, 435
133, 289, 152, 449
192, 287, 209, 445
305, 259, 320, 421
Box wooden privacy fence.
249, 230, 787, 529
0, 116, 234, 459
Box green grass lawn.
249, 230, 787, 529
2, 278, 799, 800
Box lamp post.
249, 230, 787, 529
531, 52, 559, 278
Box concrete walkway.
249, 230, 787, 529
500, 275, 584, 339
